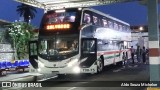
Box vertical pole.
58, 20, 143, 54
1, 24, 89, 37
148, 0, 160, 82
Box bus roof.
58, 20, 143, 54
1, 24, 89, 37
15, 0, 133, 11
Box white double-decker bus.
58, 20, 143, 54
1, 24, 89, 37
29, 8, 131, 75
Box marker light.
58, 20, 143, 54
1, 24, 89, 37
139, 26, 144, 31
46, 24, 71, 30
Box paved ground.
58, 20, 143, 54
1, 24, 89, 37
0, 72, 35, 81
1, 59, 149, 90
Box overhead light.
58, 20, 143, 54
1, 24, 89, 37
78, 8, 82, 10
139, 26, 144, 31
55, 10, 66, 13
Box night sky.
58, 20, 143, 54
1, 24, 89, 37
0, 0, 157, 27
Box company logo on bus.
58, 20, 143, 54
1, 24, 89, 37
46, 24, 71, 30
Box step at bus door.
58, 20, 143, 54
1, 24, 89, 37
80, 38, 97, 68
29, 40, 38, 69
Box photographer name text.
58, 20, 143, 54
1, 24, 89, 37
121, 83, 157, 87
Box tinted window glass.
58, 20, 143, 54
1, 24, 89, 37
83, 13, 91, 24
43, 12, 76, 24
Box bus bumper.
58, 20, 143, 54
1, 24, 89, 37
37, 64, 97, 74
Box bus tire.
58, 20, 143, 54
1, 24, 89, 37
118, 61, 123, 66
97, 58, 104, 73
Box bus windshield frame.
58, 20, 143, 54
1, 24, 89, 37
38, 34, 79, 61
40, 8, 82, 30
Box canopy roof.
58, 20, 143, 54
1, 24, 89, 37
0, 19, 10, 26
15, 0, 136, 10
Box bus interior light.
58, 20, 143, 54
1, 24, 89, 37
56, 40, 60, 44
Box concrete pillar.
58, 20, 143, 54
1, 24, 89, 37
147, 0, 160, 82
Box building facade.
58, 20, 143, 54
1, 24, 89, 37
131, 25, 148, 49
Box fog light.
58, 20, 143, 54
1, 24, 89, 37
37, 68, 41, 72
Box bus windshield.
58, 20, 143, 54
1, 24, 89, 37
43, 11, 76, 24
39, 34, 79, 61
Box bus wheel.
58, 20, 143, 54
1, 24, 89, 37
97, 59, 104, 73
117, 61, 123, 66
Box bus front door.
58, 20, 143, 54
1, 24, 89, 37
29, 40, 38, 69
80, 38, 97, 68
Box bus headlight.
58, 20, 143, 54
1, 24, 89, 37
73, 66, 80, 73
38, 61, 44, 68
37, 68, 41, 72
67, 58, 78, 67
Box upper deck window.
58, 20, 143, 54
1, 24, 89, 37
122, 26, 126, 31
126, 26, 131, 32
114, 23, 118, 30
102, 19, 108, 27
44, 12, 76, 24
108, 21, 113, 29
93, 16, 98, 25
119, 25, 122, 31
83, 13, 91, 24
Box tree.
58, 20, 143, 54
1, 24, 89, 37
7, 22, 35, 60
16, 4, 37, 23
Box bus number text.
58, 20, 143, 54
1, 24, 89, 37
83, 68, 95, 72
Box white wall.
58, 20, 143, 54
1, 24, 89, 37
131, 32, 148, 49
0, 44, 14, 61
